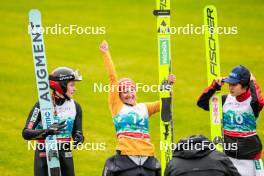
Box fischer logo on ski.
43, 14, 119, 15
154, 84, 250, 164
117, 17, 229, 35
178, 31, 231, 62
205, 8, 218, 76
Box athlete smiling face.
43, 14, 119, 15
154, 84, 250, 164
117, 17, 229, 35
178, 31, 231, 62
118, 78, 137, 106
120, 87, 137, 106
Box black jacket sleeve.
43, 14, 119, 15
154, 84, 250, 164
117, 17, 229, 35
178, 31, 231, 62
72, 101, 83, 138
22, 102, 46, 140
164, 162, 172, 176
249, 80, 264, 118
217, 152, 241, 176
197, 81, 227, 111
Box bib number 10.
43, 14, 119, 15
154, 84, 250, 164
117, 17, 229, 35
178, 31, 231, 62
230, 114, 243, 125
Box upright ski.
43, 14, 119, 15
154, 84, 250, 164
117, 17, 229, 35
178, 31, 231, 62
29, 9, 61, 176
154, 0, 174, 175
203, 5, 223, 151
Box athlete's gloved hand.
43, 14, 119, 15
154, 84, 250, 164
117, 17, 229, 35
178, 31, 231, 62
73, 131, 84, 148
41, 121, 67, 137
215, 77, 226, 86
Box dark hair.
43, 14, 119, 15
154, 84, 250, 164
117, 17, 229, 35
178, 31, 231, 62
240, 81, 250, 90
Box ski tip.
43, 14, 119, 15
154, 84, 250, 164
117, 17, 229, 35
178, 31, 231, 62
29, 9, 41, 16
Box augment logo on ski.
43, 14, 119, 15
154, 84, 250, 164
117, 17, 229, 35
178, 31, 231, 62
30, 21, 51, 103
206, 8, 218, 77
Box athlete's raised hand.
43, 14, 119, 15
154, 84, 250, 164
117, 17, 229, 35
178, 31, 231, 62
215, 77, 226, 86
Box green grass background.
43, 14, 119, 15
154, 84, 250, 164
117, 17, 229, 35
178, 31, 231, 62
0, 0, 263, 175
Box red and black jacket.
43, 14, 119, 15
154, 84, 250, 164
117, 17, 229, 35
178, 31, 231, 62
197, 80, 264, 159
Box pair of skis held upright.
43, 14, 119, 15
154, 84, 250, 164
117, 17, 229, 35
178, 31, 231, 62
154, 1, 222, 174
28, 3, 263, 176
203, 5, 264, 174
155, 1, 264, 175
